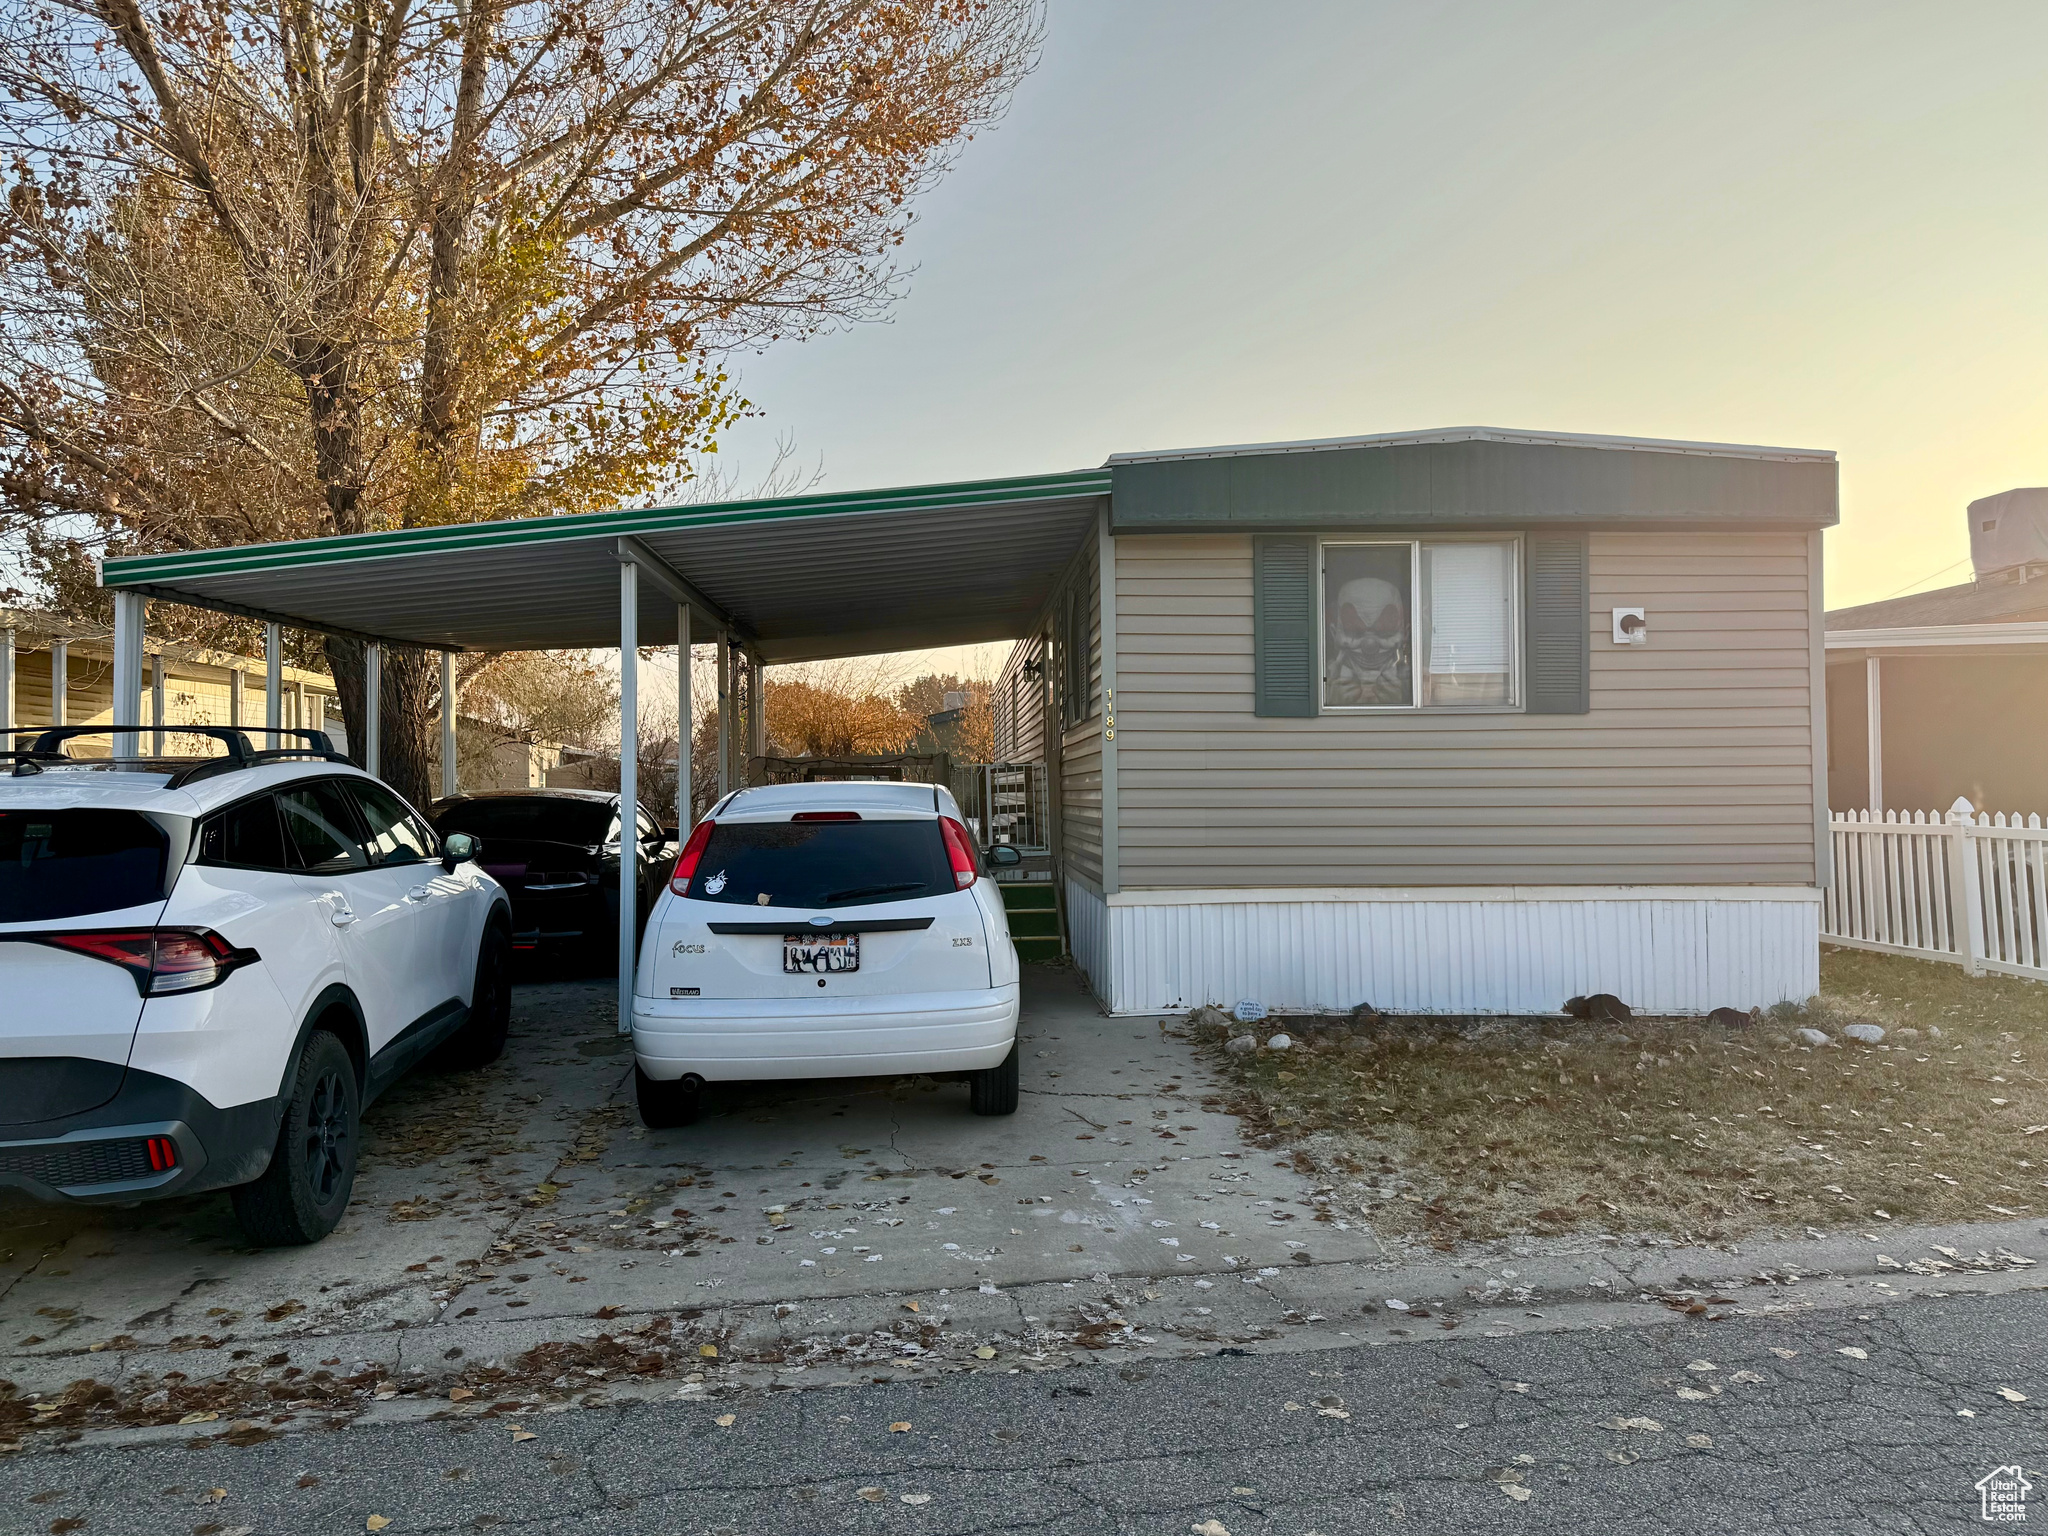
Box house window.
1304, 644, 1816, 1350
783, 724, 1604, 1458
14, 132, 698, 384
1321, 538, 1518, 710
1063, 592, 1093, 725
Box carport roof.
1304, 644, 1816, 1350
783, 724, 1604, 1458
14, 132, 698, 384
99, 468, 1108, 663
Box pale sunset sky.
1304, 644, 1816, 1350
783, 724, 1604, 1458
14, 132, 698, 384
711, 0, 2048, 675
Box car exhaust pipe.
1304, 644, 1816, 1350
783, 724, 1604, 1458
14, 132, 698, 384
680, 1073, 705, 1095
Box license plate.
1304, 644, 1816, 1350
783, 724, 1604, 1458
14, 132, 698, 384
784, 933, 860, 973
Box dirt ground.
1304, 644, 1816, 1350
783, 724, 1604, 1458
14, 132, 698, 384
1193, 947, 2048, 1248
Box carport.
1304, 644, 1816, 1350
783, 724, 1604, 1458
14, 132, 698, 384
98, 468, 1108, 1028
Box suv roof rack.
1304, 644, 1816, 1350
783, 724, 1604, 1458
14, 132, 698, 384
2, 726, 352, 786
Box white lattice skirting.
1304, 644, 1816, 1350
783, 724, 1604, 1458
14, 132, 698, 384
1062, 882, 1821, 1016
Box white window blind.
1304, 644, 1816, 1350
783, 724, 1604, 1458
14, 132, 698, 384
1424, 543, 1512, 674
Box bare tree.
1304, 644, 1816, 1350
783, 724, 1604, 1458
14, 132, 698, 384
0, 0, 1040, 804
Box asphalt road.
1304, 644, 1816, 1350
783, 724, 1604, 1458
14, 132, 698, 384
5, 1289, 2041, 1535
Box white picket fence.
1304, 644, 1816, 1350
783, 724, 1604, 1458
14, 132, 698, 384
1824, 798, 2048, 980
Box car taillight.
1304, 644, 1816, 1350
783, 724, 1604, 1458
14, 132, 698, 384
791, 810, 861, 821
939, 816, 979, 890
145, 1135, 179, 1172
35, 929, 257, 996
670, 820, 716, 895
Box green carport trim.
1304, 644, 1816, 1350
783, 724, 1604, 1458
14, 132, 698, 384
101, 468, 1112, 588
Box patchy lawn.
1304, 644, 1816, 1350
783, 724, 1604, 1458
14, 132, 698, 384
1190, 947, 2048, 1248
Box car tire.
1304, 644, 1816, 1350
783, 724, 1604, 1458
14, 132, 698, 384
231, 1030, 359, 1246
636, 1065, 702, 1129
969, 1041, 1020, 1116
436, 921, 512, 1070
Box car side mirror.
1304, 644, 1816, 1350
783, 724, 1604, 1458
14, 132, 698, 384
443, 831, 480, 872
988, 845, 1023, 867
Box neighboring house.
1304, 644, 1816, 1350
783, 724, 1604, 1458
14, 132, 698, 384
0, 608, 572, 792
994, 426, 1837, 1016
1825, 487, 2048, 817
0, 607, 340, 746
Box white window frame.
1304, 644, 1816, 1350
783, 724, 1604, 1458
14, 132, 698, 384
1316, 534, 1523, 714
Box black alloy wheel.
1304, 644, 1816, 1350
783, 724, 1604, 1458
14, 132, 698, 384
231, 1030, 360, 1246
437, 921, 513, 1068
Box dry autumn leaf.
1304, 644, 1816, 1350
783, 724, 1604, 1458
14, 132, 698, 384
974, 1346, 998, 1360
715, 1414, 736, 1428
1837, 1347, 1868, 1360
857, 1488, 886, 1503
1997, 1387, 2028, 1403
448, 1388, 475, 1401
699, 1345, 719, 1358
367, 1519, 392, 1533
178, 1411, 220, 1425
888, 1421, 912, 1433
512, 1429, 537, 1443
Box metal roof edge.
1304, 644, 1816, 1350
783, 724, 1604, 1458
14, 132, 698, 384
1104, 425, 1836, 466
1824, 621, 2048, 649
101, 467, 1109, 588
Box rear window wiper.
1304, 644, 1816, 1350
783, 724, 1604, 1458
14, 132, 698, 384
823, 881, 928, 902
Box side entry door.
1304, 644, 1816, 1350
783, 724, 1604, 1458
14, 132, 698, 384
279, 778, 430, 1071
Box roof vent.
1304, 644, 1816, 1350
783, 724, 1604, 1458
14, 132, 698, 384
1969, 488, 2048, 581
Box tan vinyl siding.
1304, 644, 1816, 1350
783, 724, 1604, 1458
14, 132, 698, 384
993, 633, 1050, 762
1115, 530, 1818, 887
1054, 536, 1104, 887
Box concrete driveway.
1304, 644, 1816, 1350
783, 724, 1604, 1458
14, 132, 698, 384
0, 966, 1379, 1399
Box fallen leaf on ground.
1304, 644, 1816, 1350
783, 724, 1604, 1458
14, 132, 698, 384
857, 1488, 886, 1503
511, 1429, 537, 1443
1603, 1417, 1663, 1432
1770, 1348, 1798, 1360
889, 1421, 911, 1432
178, 1411, 220, 1425
1837, 1347, 1868, 1360
202, 1490, 227, 1504
1686, 1434, 1713, 1448
901, 1493, 932, 1505
1191, 1522, 1232, 1536
1685, 1360, 1715, 1372
367, 1519, 392, 1533
699, 1345, 719, 1358
1501, 1485, 1532, 1503
1675, 1388, 1714, 1401
974, 1346, 997, 1360
448, 1388, 475, 1401
1997, 1387, 2028, 1403
715, 1414, 736, 1428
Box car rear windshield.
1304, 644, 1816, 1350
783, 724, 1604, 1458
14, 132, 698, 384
687, 818, 952, 908
434, 797, 613, 845
0, 809, 171, 923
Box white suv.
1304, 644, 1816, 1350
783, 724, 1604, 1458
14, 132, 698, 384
630, 781, 1023, 1127
0, 727, 510, 1245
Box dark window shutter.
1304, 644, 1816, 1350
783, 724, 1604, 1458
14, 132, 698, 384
1524, 532, 1589, 714
1254, 536, 1316, 717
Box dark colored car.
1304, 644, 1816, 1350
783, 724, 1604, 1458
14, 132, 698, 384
427, 790, 677, 966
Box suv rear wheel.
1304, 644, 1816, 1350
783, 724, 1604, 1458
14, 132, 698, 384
969, 1042, 1019, 1116
636, 1066, 702, 1128
231, 1030, 359, 1246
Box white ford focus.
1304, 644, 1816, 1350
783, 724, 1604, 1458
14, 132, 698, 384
630, 781, 1022, 1127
